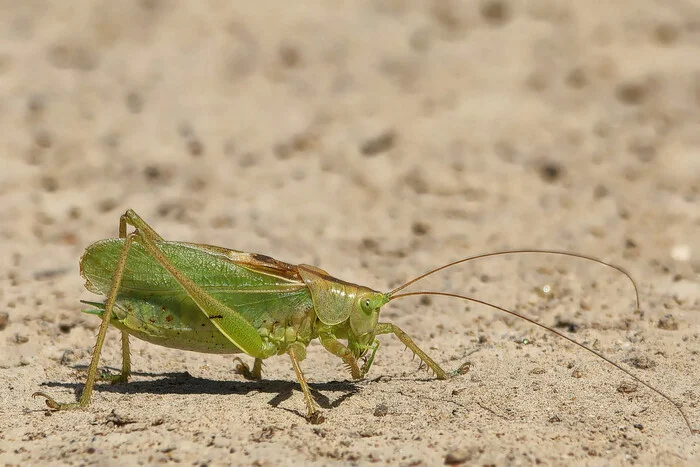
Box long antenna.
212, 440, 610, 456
389, 250, 640, 309
389, 290, 695, 435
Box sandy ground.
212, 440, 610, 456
1, 1, 699, 465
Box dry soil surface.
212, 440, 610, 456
1, 1, 700, 465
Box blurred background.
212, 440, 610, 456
1, 1, 699, 464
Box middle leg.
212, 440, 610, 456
287, 342, 324, 424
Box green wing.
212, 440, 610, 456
80, 239, 313, 328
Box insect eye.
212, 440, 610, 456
361, 298, 372, 313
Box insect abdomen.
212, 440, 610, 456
84, 297, 243, 354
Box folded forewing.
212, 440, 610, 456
81, 239, 307, 297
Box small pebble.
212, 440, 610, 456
625, 355, 656, 369
657, 314, 678, 331
15, 334, 29, 344
360, 130, 396, 156
444, 448, 471, 465
617, 381, 638, 393
373, 403, 388, 417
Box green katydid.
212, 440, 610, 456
33, 209, 695, 432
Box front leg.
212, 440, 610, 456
359, 340, 380, 376
317, 328, 362, 380
375, 322, 451, 379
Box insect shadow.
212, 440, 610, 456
37, 367, 360, 413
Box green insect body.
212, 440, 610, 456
33, 210, 696, 432
79, 239, 385, 361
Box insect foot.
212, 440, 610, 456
32, 392, 79, 411
309, 410, 326, 425
232, 357, 263, 380
99, 372, 130, 385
